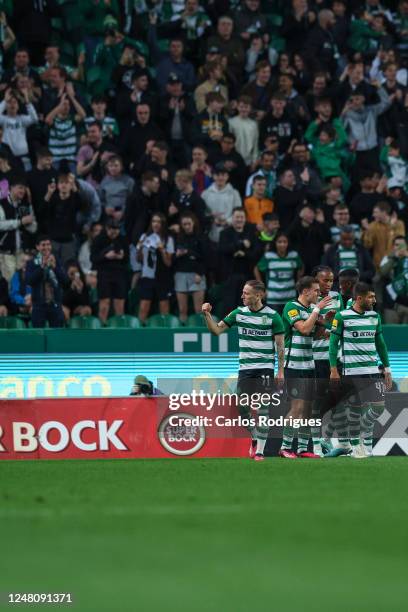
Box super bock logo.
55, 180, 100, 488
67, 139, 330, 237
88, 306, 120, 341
158, 413, 206, 456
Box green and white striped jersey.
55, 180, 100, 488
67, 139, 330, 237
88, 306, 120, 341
338, 245, 358, 272
257, 250, 302, 305
313, 291, 343, 361
283, 301, 315, 371
331, 308, 383, 375
223, 306, 284, 371
48, 117, 77, 162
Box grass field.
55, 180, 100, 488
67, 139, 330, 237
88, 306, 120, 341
1, 458, 407, 611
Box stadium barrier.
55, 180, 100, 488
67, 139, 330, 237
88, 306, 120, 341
0, 397, 248, 460
0, 325, 407, 353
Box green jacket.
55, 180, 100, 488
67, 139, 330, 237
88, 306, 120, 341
305, 118, 348, 149
348, 19, 383, 53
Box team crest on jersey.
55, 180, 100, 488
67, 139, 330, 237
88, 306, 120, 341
288, 309, 299, 319
262, 315, 268, 325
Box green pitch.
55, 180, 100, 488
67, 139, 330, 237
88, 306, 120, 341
1, 458, 407, 611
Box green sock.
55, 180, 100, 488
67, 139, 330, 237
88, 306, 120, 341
297, 426, 309, 454
281, 426, 294, 450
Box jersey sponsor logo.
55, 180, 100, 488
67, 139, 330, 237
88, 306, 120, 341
158, 413, 206, 456
288, 309, 299, 319
351, 331, 375, 338
242, 328, 269, 337
332, 319, 338, 329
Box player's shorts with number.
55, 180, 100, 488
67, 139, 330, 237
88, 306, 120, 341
340, 374, 385, 406
284, 368, 315, 401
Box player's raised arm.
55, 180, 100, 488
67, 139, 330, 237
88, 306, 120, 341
202, 302, 228, 336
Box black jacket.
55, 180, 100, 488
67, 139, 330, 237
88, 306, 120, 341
121, 120, 164, 168
322, 243, 375, 282
124, 186, 164, 245
174, 233, 207, 275
43, 192, 83, 242
218, 223, 259, 278
305, 25, 338, 74
273, 185, 307, 230
90, 231, 129, 274
260, 110, 300, 153
288, 218, 331, 274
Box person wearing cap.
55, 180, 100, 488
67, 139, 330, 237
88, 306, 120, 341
90, 217, 129, 323
130, 375, 162, 396
158, 75, 196, 167
201, 163, 242, 242
0, 176, 37, 281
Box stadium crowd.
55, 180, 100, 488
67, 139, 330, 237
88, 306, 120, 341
1, 0, 408, 327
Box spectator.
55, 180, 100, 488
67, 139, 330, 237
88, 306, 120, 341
76, 121, 117, 188
255, 231, 303, 314
62, 262, 93, 321
209, 133, 247, 196
190, 145, 213, 195
190, 92, 228, 157
26, 235, 68, 328
135, 213, 174, 323
241, 60, 273, 118
194, 61, 228, 113
0, 268, 9, 317
341, 83, 390, 171
362, 201, 405, 269
9, 252, 32, 316
174, 212, 207, 322
0, 151, 14, 199
45, 90, 86, 171
322, 227, 375, 281
257, 212, 280, 247
244, 175, 274, 229
91, 218, 129, 323
42, 173, 84, 265
84, 96, 119, 140
379, 235, 408, 323
330, 203, 361, 244
116, 68, 155, 128
273, 168, 306, 230
0, 175, 37, 281
0, 88, 38, 170
305, 9, 338, 74
218, 207, 258, 314
168, 169, 207, 231
288, 204, 331, 273
27, 148, 58, 231
121, 103, 164, 169
246, 150, 277, 198
148, 25, 196, 94
228, 95, 259, 169
202, 164, 242, 242
125, 171, 162, 245
205, 16, 245, 81
99, 155, 134, 223
284, 140, 323, 202
349, 170, 385, 225
78, 222, 103, 279
260, 93, 300, 155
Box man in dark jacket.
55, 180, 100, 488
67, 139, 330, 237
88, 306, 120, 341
27, 147, 58, 232
124, 171, 162, 245
273, 168, 307, 230
91, 218, 129, 323
305, 9, 339, 74
218, 207, 259, 315
26, 235, 67, 328
288, 204, 331, 273
120, 103, 164, 169
322, 227, 375, 281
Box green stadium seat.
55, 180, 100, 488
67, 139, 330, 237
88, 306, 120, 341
145, 314, 182, 328
0, 316, 26, 329
186, 314, 218, 327
68, 316, 102, 329
107, 315, 141, 328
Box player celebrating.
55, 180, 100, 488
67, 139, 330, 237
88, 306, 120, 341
311, 266, 343, 456
202, 280, 285, 461
279, 276, 333, 459
329, 283, 392, 458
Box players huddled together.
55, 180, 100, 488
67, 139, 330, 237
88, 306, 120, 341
203, 268, 392, 460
